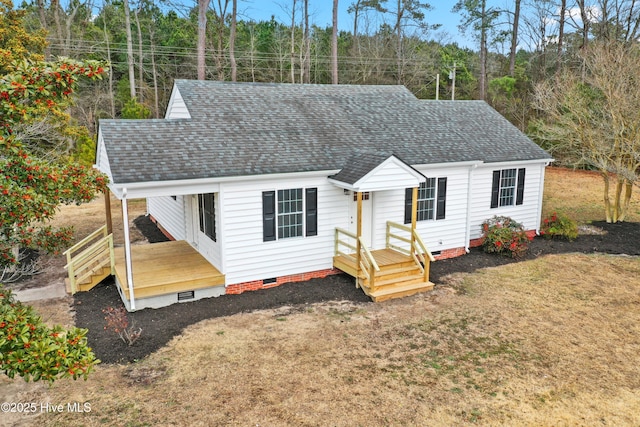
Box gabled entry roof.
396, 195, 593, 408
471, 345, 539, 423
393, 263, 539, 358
328, 153, 425, 191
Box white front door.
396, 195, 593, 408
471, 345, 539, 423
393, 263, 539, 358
349, 192, 373, 248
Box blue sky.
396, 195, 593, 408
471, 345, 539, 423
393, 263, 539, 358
240, 1, 480, 48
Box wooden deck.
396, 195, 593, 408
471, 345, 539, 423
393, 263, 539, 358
114, 240, 225, 300
333, 248, 434, 302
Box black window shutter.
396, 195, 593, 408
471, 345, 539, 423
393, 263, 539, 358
262, 191, 276, 241
490, 170, 501, 208
305, 188, 317, 236
404, 188, 413, 224
436, 177, 447, 220
516, 168, 526, 205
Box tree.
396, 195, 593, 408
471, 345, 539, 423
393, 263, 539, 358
332, 0, 339, 84
532, 42, 640, 222
453, 0, 500, 100
0, 0, 46, 74
1, 58, 109, 266
0, 286, 98, 382
197, 0, 211, 80
508, 0, 520, 77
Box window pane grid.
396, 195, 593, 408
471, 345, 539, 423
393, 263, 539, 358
499, 169, 517, 206
416, 178, 436, 221
198, 193, 216, 241
277, 188, 303, 239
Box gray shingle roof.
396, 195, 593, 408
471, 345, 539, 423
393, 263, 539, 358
99, 80, 551, 184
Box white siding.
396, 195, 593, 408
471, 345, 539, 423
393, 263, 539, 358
221, 177, 348, 284
372, 165, 471, 253
356, 159, 422, 191
164, 87, 190, 119
147, 196, 186, 241
186, 193, 223, 269
468, 163, 546, 240
95, 132, 114, 182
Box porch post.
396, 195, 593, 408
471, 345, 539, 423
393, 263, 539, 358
104, 190, 113, 235
121, 189, 136, 310
411, 186, 418, 257
355, 191, 363, 276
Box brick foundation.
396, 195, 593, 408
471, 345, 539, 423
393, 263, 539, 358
225, 268, 342, 295
432, 247, 467, 260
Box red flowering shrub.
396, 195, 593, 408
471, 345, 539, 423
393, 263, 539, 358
481, 216, 532, 259
540, 212, 578, 241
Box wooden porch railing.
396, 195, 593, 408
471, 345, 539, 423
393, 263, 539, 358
335, 228, 379, 288
385, 221, 435, 283
63, 225, 115, 294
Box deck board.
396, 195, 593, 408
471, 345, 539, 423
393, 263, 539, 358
114, 241, 225, 299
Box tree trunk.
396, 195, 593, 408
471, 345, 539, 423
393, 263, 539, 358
332, 0, 339, 84
36, 0, 50, 59
134, 9, 144, 102
479, 0, 489, 100
619, 179, 633, 222
509, 0, 521, 77
230, 0, 237, 82
150, 30, 160, 118
303, 0, 310, 83
557, 0, 566, 71
602, 172, 612, 223
103, 10, 116, 118
290, 0, 297, 83
197, 0, 211, 80
123, 0, 136, 98
396, 0, 403, 85
51, 0, 64, 53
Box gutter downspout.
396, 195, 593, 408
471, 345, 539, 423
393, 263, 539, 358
122, 188, 136, 310
464, 163, 479, 253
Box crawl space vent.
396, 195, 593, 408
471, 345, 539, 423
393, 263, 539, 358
177, 291, 195, 301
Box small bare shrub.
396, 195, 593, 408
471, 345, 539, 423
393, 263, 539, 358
102, 306, 142, 346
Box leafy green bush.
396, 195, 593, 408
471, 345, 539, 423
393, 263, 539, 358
540, 212, 578, 241
481, 216, 531, 259
0, 285, 99, 382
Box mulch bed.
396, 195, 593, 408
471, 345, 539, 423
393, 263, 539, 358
74, 217, 640, 364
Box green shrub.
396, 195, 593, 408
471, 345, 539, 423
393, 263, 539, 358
481, 216, 531, 259
0, 285, 99, 383
540, 212, 578, 241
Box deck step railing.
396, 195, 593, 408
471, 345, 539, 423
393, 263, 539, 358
386, 221, 435, 283
63, 225, 115, 294
334, 228, 379, 288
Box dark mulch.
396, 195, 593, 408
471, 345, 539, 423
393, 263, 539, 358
73, 217, 640, 364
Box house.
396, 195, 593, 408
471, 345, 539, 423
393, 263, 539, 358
82, 80, 552, 311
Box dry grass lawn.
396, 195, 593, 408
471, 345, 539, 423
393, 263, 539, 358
2, 168, 640, 426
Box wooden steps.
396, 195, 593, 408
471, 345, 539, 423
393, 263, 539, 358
334, 248, 434, 302
65, 266, 111, 293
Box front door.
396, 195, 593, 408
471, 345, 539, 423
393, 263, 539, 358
349, 191, 373, 248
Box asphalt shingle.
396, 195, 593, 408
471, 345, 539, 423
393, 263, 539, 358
99, 81, 551, 184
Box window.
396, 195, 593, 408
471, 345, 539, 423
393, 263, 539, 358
263, 188, 317, 241
277, 188, 303, 238
491, 168, 526, 208
198, 193, 216, 241
404, 178, 447, 224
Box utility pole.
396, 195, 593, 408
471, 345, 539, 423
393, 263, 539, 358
449, 62, 457, 100
435, 73, 439, 100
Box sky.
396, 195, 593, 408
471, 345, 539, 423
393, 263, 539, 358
239, 0, 483, 48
